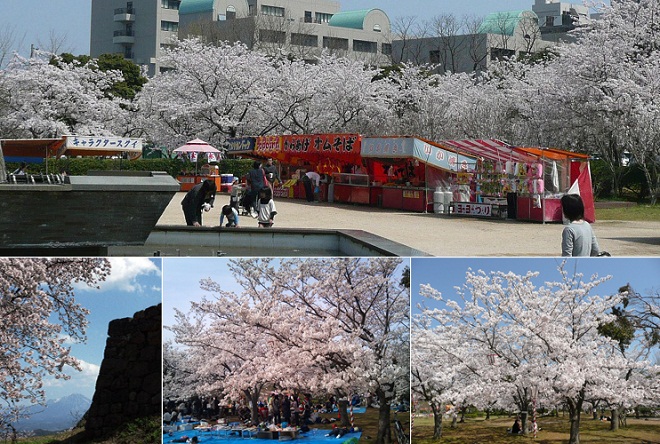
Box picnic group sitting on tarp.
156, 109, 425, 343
164, 393, 368, 442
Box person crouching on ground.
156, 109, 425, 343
220, 204, 240, 227
181, 179, 216, 226
560, 193, 600, 256
257, 186, 277, 227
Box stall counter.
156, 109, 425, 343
382, 186, 433, 212
517, 196, 563, 222
177, 175, 221, 192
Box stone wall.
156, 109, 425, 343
83, 304, 161, 439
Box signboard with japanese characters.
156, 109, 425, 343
65, 136, 142, 151
453, 202, 492, 217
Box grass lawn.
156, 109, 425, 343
318, 407, 410, 444
595, 205, 660, 222
411, 415, 660, 444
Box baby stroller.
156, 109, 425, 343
232, 183, 251, 216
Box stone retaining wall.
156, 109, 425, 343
83, 304, 161, 439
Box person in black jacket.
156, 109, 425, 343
181, 179, 216, 226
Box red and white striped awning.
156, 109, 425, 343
439, 139, 536, 163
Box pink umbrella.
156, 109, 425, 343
174, 138, 222, 174
174, 138, 221, 154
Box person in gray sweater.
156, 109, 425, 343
560, 194, 601, 256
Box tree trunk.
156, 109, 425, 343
0, 143, 7, 183
485, 408, 490, 420
431, 403, 444, 438
610, 407, 619, 431
243, 388, 260, 426
567, 397, 584, 444
338, 399, 351, 428
375, 390, 392, 444
519, 411, 528, 435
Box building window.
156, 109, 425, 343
382, 43, 392, 55
161, 0, 180, 10
353, 40, 377, 53
545, 15, 555, 27
261, 5, 285, 17
304, 11, 312, 23
490, 48, 515, 61
161, 20, 179, 32
373, 24, 381, 32
291, 33, 318, 47
260, 29, 286, 44
315, 12, 333, 24
226, 5, 236, 20
323, 36, 348, 51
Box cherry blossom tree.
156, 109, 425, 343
0, 258, 110, 439
414, 264, 658, 444
0, 52, 130, 138
167, 258, 409, 444
135, 39, 277, 151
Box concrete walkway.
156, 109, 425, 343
158, 192, 660, 257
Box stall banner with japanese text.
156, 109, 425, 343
65, 136, 142, 150
282, 134, 361, 155
254, 135, 282, 156
226, 137, 256, 154
413, 139, 476, 173
362, 137, 476, 172
362, 137, 415, 157
454, 202, 492, 217
255, 134, 361, 164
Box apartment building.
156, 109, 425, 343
90, 0, 181, 75
532, 0, 590, 42
392, 10, 553, 74
177, 0, 392, 64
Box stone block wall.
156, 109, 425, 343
83, 304, 161, 439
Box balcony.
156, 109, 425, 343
113, 30, 135, 44
114, 8, 135, 22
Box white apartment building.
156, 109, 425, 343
532, 0, 590, 42
177, 0, 392, 64
392, 10, 552, 74
90, 0, 181, 75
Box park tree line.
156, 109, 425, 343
412, 264, 659, 444
0, 0, 657, 202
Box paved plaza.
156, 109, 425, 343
157, 192, 660, 257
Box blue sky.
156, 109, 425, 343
411, 257, 660, 314
1, 0, 609, 59
43, 258, 162, 400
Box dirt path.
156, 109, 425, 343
158, 193, 660, 257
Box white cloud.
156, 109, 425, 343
43, 359, 100, 397
80, 258, 161, 293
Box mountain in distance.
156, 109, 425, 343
15, 394, 92, 434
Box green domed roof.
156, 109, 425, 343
328, 9, 373, 30
477, 10, 537, 35
179, 0, 214, 15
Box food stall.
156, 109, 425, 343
361, 137, 477, 212
516, 147, 594, 223
252, 133, 363, 202
173, 138, 223, 192
437, 140, 594, 222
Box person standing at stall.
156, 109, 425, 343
181, 179, 216, 226
246, 161, 267, 218
302, 170, 321, 202
263, 158, 279, 191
